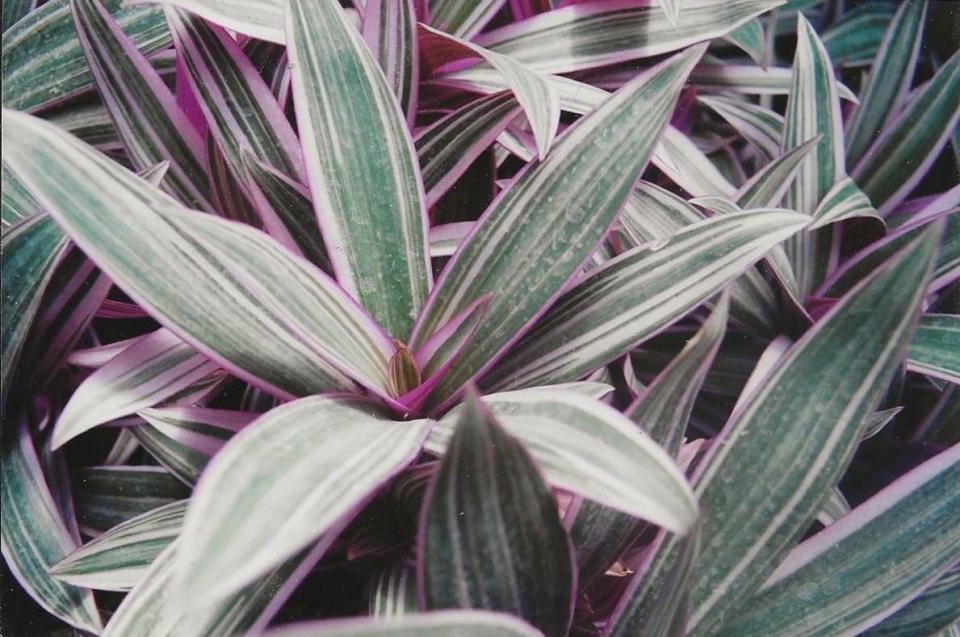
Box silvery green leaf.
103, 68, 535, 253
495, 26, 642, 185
266, 611, 548, 637
720, 444, 960, 637
419, 392, 576, 637
175, 396, 431, 604
426, 389, 697, 534
908, 314, 960, 385
50, 500, 186, 591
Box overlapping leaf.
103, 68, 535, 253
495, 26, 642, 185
411, 46, 705, 411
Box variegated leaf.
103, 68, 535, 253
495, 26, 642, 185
267, 611, 548, 637
52, 329, 223, 449
411, 46, 705, 411
362, 0, 418, 124
721, 444, 960, 636
419, 392, 576, 637
72, 0, 215, 211
426, 389, 697, 533
475, 0, 784, 74
482, 209, 808, 391
2, 108, 399, 401
175, 396, 432, 604
428, 0, 508, 39
288, 0, 430, 340
2, 0, 171, 112
908, 314, 960, 385
50, 500, 186, 591
1, 417, 102, 633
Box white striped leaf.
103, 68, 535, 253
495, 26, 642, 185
723, 18, 767, 67
681, 227, 941, 635
821, 2, 896, 67
145, 0, 284, 43
735, 136, 820, 209
474, 0, 783, 74
52, 329, 223, 449
908, 314, 960, 385
428, 0, 507, 39
0, 215, 69, 412
809, 175, 883, 230
416, 91, 521, 206
72, 0, 215, 211
419, 392, 576, 637
288, 0, 430, 340
133, 407, 255, 484
2, 0, 171, 112
690, 63, 859, 101
1, 417, 102, 633
420, 25, 559, 159
425, 390, 698, 533
845, 0, 928, 167
2, 108, 399, 400
1, 161, 39, 226
720, 444, 960, 637
175, 396, 432, 604
102, 539, 326, 637
50, 500, 186, 591
362, 0, 418, 124
240, 152, 331, 270
781, 15, 846, 295
699, 94, 783, 161
571, 296, 726, 588
267, 611, 548, 637
435, 68, 738, 198
2, 0, 33, 31
861, 563, 960, 637
166, 12, 300, 181
368, 562, 417, 617
410, 46, 705, 411
609, 225, 941, 637
481, 209, 808, 391
852, 49, 960, 214
75, 465, 190, 534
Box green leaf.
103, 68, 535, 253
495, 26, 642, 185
610, 224, 941, 637
683, 227, 941, 635
781, 14, 846, 295
416, 91, 520, 206
809, 176, 883, 230
175, 396, 431, 604
629, 291, 730, 456
845, 0, 928, 167
420, 392, 575, 637
102, 540, 321, 637
419, 24, 560, 160
74, 466, 190, 534
2, 0, 171, 112
852, 49, 960, 214
50, 500, 186, 591
2, 108, 399, 400
267, 611, 548, 637
1, 160, 39, 227
362, 0, 418, 124
735, 136, 820, 209
288, 0, 430, 340
822, 2, 896, 67
723, 18, 767, 68
72, 0, 215, 211
720, 444, 960, 637
475, 0, 784, 74
411, 46, 705, 411
425, 389, 698, 533
908, 314, 960, 385
427, 0, 506, 39
0, 215, 69, 413
861, 563, 960, 637
481, 209, 808, 391
1, 417, 102, 633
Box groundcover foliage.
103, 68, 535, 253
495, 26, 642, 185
1, 0, 958, 634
